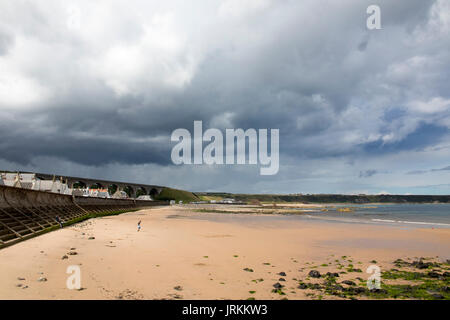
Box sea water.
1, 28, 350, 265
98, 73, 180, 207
301, 203, 450, 228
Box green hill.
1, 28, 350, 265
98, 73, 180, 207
154, 187, 200, 203
196, 192, 450, 204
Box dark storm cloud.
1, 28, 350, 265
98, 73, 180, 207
431, 166, 450, 172
406, 170, 428, 175
359, 170, 378, 178
0, 0, 449, 194
0, 121, 171, 166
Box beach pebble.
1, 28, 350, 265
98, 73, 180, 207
412, 260, 433, 269
342, 280, 356, 286
174, 286, 183, 291
279, 278, 286, 281
347, 287, 367, 294
427, 271, 440, 278
16, 284, 23, 287
430, 293, 444, 299
278, 272, 286, 276
297, 283, 307, 289
369, 288, 387, 294
67, 251, 77, 255
17, 277, 25, 281
243, 268, 254, 272
308, 270, 321, 278
273, 282, 284, 289
309, 283, 322, 290
326, 272, 339, 278
393, 259, 409, 267
37, 277, 47, 282
88, 237, 95, 240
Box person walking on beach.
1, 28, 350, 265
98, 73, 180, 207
55, 215, 63, 228
137, 220, 141, 232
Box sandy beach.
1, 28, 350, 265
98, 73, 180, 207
0, 205, 449, 300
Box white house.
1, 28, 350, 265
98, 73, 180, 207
0, 172, 72, 195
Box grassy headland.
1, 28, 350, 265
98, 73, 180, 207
197, 193, 450, 204
155, 187, 200, 203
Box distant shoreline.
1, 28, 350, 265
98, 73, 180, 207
187, 202, 450, 229
196, 193, 450, 204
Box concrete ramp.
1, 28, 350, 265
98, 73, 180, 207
0, 185, 168, 248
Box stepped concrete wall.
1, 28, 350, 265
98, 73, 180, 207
0, 185, 168, 248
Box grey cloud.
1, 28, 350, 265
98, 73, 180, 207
0, 0, 448, 193
406, 165, 450, 175
431, 166, 450, 171
0, 31, 13, 55
406, 170, 428, 175
359, 170, 378, 178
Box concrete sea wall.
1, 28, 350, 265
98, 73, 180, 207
0, 185, 168, 248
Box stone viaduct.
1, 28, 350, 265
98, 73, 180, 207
33, 172, 165, 198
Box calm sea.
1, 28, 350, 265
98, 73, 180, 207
299, 203, 450, 228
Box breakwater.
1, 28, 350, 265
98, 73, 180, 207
0, 185, 168, 248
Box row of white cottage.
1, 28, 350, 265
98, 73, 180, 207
0, 172, 129, 198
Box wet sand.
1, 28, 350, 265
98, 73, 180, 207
0, 205, 449, 300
